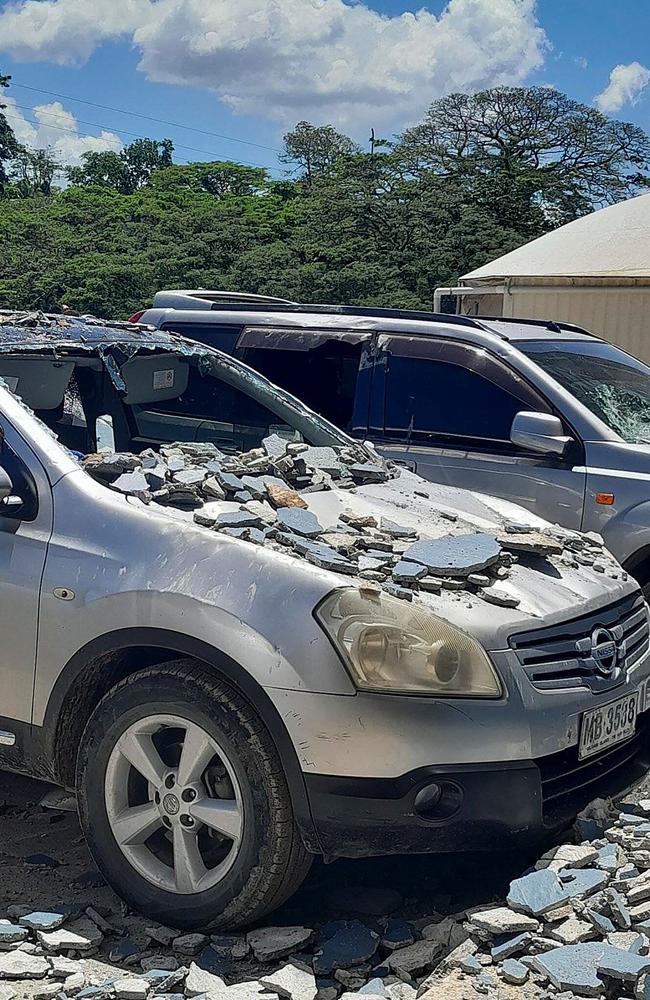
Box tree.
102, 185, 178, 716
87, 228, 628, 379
281, 121, 357, 185
0, 73, 19, 196
67, 138, 174, 194
9, 145, 61, 198
400, 87, 650, 228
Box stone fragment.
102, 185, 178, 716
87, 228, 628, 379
498, 531, 563, 556
0, 951, 49, 979
501, 958, 528, 984
538, 845, 600, 872
597, 946, 650, 982
112, 471, 150, 496
38, 918, 103, 954
301, 447, 343, 475
276, 508, 323, 538
172, 934, 208, 956
532, 943, 605, 996
266, 484, 307, 509
247, 927, 314, 963
470, 909, 539, 936
203, 476, 226, 500
467, 573, 490, 586
64, 971, 87, 995
490, 932, 532, 962
33, 984, 62, 1000
507, 869, 570, 916
114, 979, 151, 1000
185, 963, 223, 997
561, 868, 609, 899
313, 922, 379, 975
460, 954, 482, 974
49, 956, 83, 978
0, 926, 27, 946
392, 561, 427, 583
478, 586, 520, 609
263, 434, 289, 459
340, 513, 377, 529
550, 917, 595, 945
607, 931, 647, 952
386, 940, 443, 977
402, 533, 501, 578
380, 519, 416, 539
215, 510, 263, 530
259, 963, 317, 1000
19, 913, 67, 933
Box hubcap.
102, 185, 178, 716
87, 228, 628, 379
105, 715, 243, 895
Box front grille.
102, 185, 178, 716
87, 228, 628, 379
510, 591, 649, 692
538, 711, 650, 827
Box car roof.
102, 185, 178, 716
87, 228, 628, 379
0, 310, 191, 354
143, 299, 599, 345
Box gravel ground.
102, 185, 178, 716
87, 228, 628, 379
2, 770, 650, 1000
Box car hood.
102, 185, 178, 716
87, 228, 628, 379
152, 464, 634, 651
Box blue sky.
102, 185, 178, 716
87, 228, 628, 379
0, 0, 649, 175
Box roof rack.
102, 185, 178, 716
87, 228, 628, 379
153, 290, 297, 308
189, 300, 486, 330
472, 315, 596, 338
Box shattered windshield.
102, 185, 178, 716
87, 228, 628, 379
520, 340, 650, 444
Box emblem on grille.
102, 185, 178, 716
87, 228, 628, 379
590, 626, 618, 676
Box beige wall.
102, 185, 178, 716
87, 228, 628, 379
461, 283, 650, 364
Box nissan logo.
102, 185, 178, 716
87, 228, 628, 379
590, 626, 618, 676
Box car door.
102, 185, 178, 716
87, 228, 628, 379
367, 335, 586, 530
0, 410, 52, 744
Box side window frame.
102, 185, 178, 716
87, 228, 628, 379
375, 335, 557, 456
0, 416, 39, 522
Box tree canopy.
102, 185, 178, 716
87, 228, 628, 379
1, 81, 649, 318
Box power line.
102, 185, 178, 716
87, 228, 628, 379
3, 105, 285, 174
10, 80, 283, 155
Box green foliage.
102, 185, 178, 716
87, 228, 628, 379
1, 84, 649, 318
0, 73, 19, 195
66, 138, 175, 194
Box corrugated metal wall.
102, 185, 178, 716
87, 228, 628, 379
504, 287, 650, 362
460, 282, 650, 363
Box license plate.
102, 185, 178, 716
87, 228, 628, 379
579, 692, 639, 760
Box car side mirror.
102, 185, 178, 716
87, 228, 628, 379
0, 465, 13, 503
510, 410, 573, 456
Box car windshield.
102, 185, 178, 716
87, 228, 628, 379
520, 339, 650, 445
0, 340, 352, 457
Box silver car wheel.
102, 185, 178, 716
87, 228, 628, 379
105, 714, 243, 895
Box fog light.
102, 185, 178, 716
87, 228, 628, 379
414, 780, 463, 822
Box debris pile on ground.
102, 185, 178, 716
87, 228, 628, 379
83, 437, 624, 610
7, 797, 650, 998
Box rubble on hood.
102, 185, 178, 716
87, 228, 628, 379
83, 435, 625, 612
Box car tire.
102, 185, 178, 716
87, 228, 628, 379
76, 659, 313, 929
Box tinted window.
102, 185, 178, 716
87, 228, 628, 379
385, 352, 543, 445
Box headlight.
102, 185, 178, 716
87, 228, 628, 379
315, 589, 501, 698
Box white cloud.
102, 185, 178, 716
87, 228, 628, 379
0, 0, 549, 130
574, 55, 588, 70
3, 97, 123, 165
595, 61, 650, 113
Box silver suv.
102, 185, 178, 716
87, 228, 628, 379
137, 291, 650, 599
1, 312, 650, 929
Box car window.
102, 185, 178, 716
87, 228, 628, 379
520, 339, 650, 445
383, 346, 547, 447
241, 341, 362, 430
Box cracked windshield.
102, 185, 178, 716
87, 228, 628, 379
521, 339, 650, 444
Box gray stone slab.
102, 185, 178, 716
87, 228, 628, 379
113, 471, 150, 495
276, 508, 323, 538
507, 869, 571, 916
501, 958, 528, 984
532, 942, 606, 996
215, 511, 264, 530
561, 868, 609, 900
392, 561, 427, 583
380, 518, 416, 539
247, 927, 313, 963
402, 533, 501, 578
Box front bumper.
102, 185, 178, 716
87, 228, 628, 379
305, 710, 650, 859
